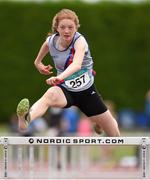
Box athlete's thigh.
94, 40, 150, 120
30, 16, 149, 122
89, 110, 120, 136
44, 86, 67, 107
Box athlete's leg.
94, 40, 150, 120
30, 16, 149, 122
30, 86, 67, 120
17, 86, 67, 130
90, 110, 120, 137
93, 123, 103, 135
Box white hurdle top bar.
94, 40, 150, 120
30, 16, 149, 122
0, 137, 150, 146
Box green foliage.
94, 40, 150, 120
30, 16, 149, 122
0, 1, 150, 123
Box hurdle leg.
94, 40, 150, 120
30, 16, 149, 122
48, 145, 58, 177
79, 146, 90, 171
141, 137, 148, 179
39, 145, 44, 168
17, 146, 23, 178
70, 146, 78, 170
79, 146, 84, 170
59, 146, 67, 174
3, 138, 8, 179
29, 145, 34, 178
148, 142, 150, 179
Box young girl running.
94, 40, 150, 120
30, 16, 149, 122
17, 9, 120, 137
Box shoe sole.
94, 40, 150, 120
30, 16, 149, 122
17, 98, 30, 117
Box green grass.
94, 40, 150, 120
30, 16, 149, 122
113, 145, 137, 160
0, 125, 9, 134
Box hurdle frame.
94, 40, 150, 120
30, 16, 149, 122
0, 136, 150, 179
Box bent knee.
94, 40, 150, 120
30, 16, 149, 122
43, 86, 66, 107
45, 88, 59, 104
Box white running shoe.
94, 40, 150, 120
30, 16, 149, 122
16, 98, 30, 131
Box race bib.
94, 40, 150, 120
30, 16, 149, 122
65, 69, 90, 90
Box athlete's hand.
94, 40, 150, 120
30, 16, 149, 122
35, 63, 53, 75
46, 76, 64, 86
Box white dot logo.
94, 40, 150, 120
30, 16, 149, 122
29, 138, 34, 144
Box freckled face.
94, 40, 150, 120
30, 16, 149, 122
57, 19, 77, 43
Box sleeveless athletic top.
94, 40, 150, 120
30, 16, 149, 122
47, 32, 94, 92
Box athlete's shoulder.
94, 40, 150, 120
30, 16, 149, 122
46, 33, 58, 45
74, 32, 84, 39
74, 32, 88, 48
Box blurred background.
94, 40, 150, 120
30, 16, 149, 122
0, 0, 150, 179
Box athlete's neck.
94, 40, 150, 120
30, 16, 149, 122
57, 37, 71, 49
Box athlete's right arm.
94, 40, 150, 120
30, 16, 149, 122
34, 40, 53, 75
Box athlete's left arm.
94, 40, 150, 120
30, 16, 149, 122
57, 36, 86, 80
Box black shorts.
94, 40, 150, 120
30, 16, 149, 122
58, 84, 107, 117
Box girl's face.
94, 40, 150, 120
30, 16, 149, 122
57, 19, 77, 43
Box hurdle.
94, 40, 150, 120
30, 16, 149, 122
0, 136, 150, 179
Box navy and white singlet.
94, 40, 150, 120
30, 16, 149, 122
47, 32, 95, 92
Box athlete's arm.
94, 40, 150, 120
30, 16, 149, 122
46, 36, 87, 86
57, 36, 86, 80
34, 40, 53, 75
